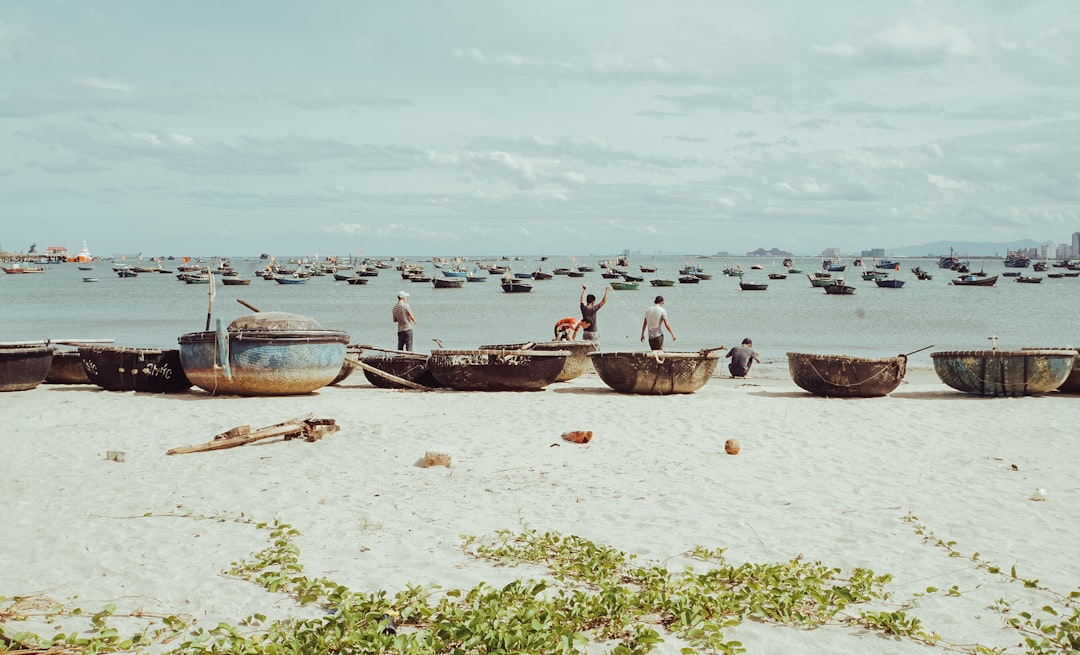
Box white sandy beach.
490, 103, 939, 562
2, 362, 1078, 654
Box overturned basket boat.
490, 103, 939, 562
931, 349, 1076, 397
428, 348, 569, 391
479, 340, 599, 382
787, 352, 907, 398
0, 344, 55, 392
588, 350, 720, 395
79, 346, 192, 393
178, 312, 349, 396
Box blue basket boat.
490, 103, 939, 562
179, 312, 349, 396
931, 349, 1077, 396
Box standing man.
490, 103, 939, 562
725, 338, 761, 378
392, 290, 417, 351
640, 295, 676, 350
579, 285, 610, 341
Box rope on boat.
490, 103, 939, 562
804, 360, 897, 388
650, 350, 666, 364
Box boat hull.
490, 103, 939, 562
179, 331, 348, 396
357, 351, 443, 389
588, 350, 719, 395
1021, 348, 1080, 394
931, 349, 1076, 396
0, 345, 55, 392
479, 340, 599, 382
45, 350, 92, 384
787, 352, 907, 398
428, 349, 569, 391
79, 347, 191, 393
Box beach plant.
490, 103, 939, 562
3, 512, 1077, 654
903, 513, 1080, 655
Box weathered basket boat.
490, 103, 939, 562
428, 348, 570, 391
357, 349, 444, 389
178, 312, 349, 396
45, 350, 93, 384
479, 340, 599, 382
588, 350, 720, 395
787, 352, 907, 398
79, 346, 191, 393
1022, 348, 1080, 394
0, 344, 55, 392
931, 349, 1076, 396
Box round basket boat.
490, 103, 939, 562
178, 312, 349, 396
588, 350, 720, 395
786, 352, 907, 398
358, 350, 443, 389
45, 350, 92, 384
479, 340, 599, 382
0, 344, 55, 392
79, 346, 191, 393
1022, 347, 1080, 394
428, 348, 569, 391
931, 349, 1077, 396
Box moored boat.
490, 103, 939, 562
589, 350, 720, 395
432, 277, 464, 289
875, 279, 905, 288
951, 274, 997, 286
428, 348, 570, 391
0, 344, 55, 391
178, 312, 349, 396
787, 352, 907, 398
501, 279, 533, 293
2, 264, 46, 274
931, 349, 1076, 396
823, 283, 856, 294
739, 281, 768, 291
611, 281, 639, 290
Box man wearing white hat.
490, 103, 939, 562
392, 291, 417, 351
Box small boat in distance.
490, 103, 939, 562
501, 278, 533, 293
823, 283, 856, 295
951, 275, 998, 286
2, 264, 46, 274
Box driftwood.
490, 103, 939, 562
167, 414, 339, 455
345, 355, 435, 391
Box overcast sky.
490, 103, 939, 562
2, 1, 1078, 258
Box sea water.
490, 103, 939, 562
1, 255, 1076, 370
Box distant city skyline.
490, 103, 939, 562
2, 2, 1078, 256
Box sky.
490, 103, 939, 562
2, 1, 1079, 258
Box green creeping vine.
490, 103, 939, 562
902, 514, 1080, 655
1, 513, 1076, 654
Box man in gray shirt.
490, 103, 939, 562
726, 338, 760, 378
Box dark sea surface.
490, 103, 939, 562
2, 255, 1077, 369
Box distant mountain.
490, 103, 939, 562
745, 247, 794, 257
885, 240, 1046, 257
